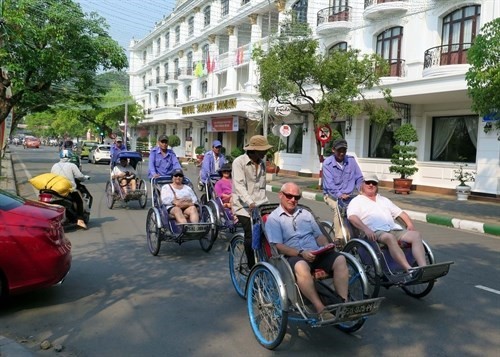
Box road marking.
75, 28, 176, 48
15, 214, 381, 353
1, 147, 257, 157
18, 159, 38, 196
475, 285, 500, 295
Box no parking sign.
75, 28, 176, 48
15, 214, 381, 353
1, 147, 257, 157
316, 125, 332, 145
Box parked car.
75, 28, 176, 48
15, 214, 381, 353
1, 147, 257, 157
78, 141, 99, 160
88, 144, 111, 164
0, 189, 71, 297
23, 136, 41, 149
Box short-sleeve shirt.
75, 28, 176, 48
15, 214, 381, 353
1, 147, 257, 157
160, 184, 198, 206
214, 178, 232, 203
112, 164, 136, 177
347, 194, 404, 232
265, 206, 322, 251
148, 147, 182, 179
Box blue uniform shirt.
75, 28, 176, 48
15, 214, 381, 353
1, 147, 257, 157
322, 154, 363, 199
148, 146, 182, 179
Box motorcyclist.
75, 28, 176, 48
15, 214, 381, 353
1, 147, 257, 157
51, 149, 90, 229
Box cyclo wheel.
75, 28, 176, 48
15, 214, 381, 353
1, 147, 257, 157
401, 242, 435, 298
228, 234, 248, 299
105, 181, 115, 209
318, 220, 335, 242
343, 239, 381, 298
146, 208, 161, 256
247, 264, 288, 350
336, 253, 368, 333
137, 179, 148, 209
199, 205, 217, 252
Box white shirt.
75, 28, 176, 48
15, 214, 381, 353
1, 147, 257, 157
347, 194, 403, 232
112, 164, 136, 178
160, 184, 198, 206
51, 160, 84, 190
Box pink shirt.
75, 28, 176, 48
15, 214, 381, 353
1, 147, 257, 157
214, 178, 232, 203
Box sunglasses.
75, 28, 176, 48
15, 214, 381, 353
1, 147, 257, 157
215, 146, 222, 149
365, 181, 378, 186
173, 174, 184, 177
160, 140, 169, 144
281, 192, 301, 201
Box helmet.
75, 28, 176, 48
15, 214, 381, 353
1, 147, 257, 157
60, 149, 71, 158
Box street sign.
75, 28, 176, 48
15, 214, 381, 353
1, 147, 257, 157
317, 125, 332, 145
275, 104, 291, 117
279, 124, 291, 137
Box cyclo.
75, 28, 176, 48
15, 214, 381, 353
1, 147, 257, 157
105, 151, 148, 209
228, 203, 384, 350
146, 174, 217, 255
323, 197, 454, 299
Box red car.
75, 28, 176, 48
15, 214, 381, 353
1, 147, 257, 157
0, 189, 71, 297
24, 136, 41, 149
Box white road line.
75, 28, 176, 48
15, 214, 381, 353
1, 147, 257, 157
18, 159, 38, 196
475, 285, 500, 295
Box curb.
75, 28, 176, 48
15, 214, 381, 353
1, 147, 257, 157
266, 184, 500, 237
0, 336, 34, 357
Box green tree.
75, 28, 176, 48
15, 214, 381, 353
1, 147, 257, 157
253, 15, 392, 159
466, 18, 500, 131
0, 0, 128, 127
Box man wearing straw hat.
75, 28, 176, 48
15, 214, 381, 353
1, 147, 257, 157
232, 135, 273, 269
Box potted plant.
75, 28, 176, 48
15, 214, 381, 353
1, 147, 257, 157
388, 123, 419, 194
265, 133, 283, 174
195, 145, 205, 166
452, 163, 476, 201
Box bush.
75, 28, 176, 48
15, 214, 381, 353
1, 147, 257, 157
168, 134, 181, 148
388, 123, 419, 179
195, 146, 205, 155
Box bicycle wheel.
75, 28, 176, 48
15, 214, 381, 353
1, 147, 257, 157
343, 239, 381, 298
228, 234, 248, 298
199, 205, 217, 252
247, 265, 288, 350
146, 208, 161, 256
336, 253, 368, 333
319, 220, 335, 242
401, 243, 435, 298
138, 179, 148, 209
105, 181, 115, 209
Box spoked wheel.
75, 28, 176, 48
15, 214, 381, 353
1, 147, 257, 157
401, 243, 435, 298
319, 221, 335, 242
247, 264, 288, 350
146, 208, 161, 256
336, 253, 368, 333
200, 193, 208, 205
343, 239, 381, 298
208, 200, 221, 227
228, 234, 248, 298
138, 179, 148, 209
199, 205, 217, 252
105, 181, 115, 209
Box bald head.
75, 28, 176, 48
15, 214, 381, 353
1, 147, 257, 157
280, 182, 301, 195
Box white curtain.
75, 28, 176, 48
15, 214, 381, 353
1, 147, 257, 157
464, 116, 478, 149
287, 125, 300, 152
369, 123, 386, 157
432, 118, 458, 159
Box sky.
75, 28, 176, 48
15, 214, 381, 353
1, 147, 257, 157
76, 0, 177, 53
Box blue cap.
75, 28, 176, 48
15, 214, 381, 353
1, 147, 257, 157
212, 140, 222, 147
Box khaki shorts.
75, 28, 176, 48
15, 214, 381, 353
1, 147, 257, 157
375, 229, 407, 241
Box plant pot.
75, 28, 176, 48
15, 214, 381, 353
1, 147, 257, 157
393, 178, 412, 195
456, 185, 471, 201
266, 163, 280, 175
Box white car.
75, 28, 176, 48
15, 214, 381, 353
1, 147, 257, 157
88, 144, 111, 164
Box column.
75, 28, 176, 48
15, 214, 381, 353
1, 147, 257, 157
224, 25, 237, 93
246, 14, 262, 93
207, 34, 218, 97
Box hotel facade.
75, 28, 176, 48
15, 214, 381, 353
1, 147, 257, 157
128, 0, 500, 197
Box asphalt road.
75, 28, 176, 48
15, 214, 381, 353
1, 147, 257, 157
1, 146, 500, 357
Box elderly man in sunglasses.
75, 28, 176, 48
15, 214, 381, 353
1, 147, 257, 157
347, 174, 427, 278
265, 182, 349, 320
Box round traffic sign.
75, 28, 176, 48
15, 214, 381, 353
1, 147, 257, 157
317, 125, 332, 144
279, 124, 292, 137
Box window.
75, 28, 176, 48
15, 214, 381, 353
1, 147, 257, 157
185, 127, 192, 141
441, 5, 480, 65
154, 94, 159, 108
155, 66, 160, 83
221, 0, 229, 16
188, 17, 194, 36
175, 25, 180, 45
165, 32, 170, 49
328, 41, 347, 54
187, 52, 193, 75
201, 81, 208, 98
164, 63, 169, 80
163, 92, 168, 106
142, 51, 147, 64
241, 0, 250, 5
292, 0, 308, 23
376, 26, 403, 77
431, 115, 477, 162
202, 44, 209, 71
186, 85, 191, 100
323, 122, 346, 156
285, 124, 303, 154
204, 6, 211, 27
368, 119, 401, 158
173, 89, 178, 106
156, 38, 161, 55
142, 75, 146, 89
174, 58, 179, 79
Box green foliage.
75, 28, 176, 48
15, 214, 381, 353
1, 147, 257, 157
466, 18, 500, 133
389, 124, 419, 179
226, 147, 245, 164
0, 0, 128, 127
266, 133, 285, 161
168, 135, 181, 148
195, 146, 205, 155
452, 163, 476, 186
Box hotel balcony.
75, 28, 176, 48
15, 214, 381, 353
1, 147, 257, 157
316, 6, 353, 35
178, 67, 196, 81
423, 43, 471, 78
364, 0, 409, 20
164, 72, 180, 85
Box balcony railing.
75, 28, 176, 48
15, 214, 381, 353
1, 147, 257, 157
364, 0, 404, 8
317, 6, 352, 25
423, 43, 471, 69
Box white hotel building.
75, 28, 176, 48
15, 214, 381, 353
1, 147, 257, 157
128, 0, 500, 198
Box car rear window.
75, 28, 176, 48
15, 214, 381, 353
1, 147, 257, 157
0, 190, 25, 210
99, 146, 111, 151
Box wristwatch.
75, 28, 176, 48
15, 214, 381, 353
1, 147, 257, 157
298, 249, 304, 257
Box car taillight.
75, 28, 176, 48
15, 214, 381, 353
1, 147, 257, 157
39, 192, 56, 203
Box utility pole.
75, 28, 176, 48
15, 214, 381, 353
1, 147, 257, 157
262, 0, 273, 137
124, 101, 128, 149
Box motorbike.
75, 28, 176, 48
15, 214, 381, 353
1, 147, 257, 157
38, 177, 92, 227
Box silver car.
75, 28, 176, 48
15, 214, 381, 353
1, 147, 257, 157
88, 144, 111, 164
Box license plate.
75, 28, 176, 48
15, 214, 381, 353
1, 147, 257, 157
338, 301, 377, 319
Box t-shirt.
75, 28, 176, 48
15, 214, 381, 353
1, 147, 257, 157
214, 178, 232, 203
112, 164, 136, 177
347, 194, 403, 232
160, 184, 198, 206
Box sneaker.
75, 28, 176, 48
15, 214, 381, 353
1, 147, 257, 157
77, 219, 88, 230
320, 309, 336, 321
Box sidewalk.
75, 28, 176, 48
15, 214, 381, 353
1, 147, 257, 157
265, 173, 500, 237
